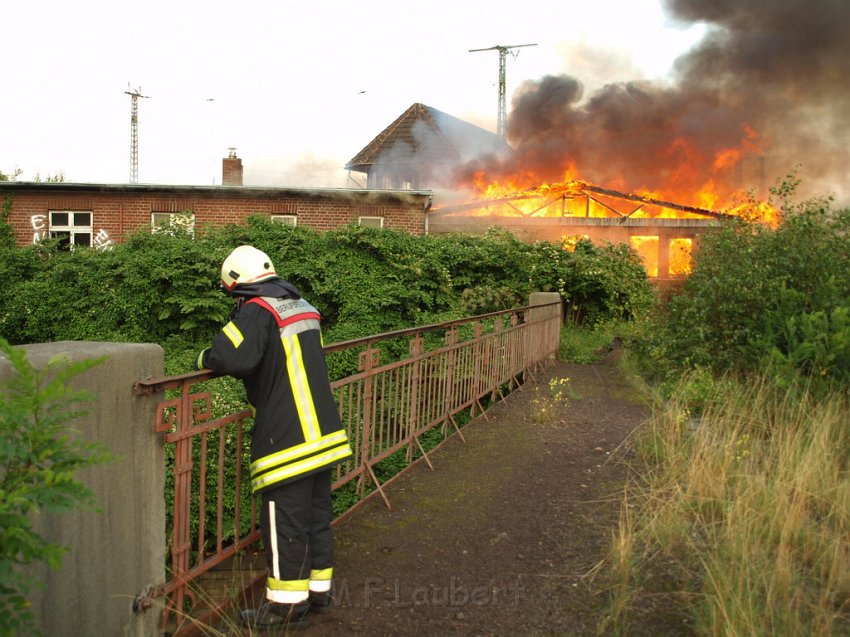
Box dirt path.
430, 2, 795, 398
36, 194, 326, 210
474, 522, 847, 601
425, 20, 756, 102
280, 356, 652, 636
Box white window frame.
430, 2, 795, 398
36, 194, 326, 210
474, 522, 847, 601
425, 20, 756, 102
271, 214, 298, 226
151, 211, 196, 236
49, 210, 93, 249
358, 216, 384, 228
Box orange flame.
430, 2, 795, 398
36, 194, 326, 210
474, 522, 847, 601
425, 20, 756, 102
463, 121, 779, 225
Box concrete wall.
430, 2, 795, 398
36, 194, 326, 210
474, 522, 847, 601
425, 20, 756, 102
429, 216, 719, 281
0, 342, 166, 637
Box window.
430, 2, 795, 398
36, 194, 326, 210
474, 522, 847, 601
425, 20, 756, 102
668, 238, 693, 276
358, 216, 384, 228
151, 211, 195, 236
49, 211, 92, 249
271, 215, 298, 226
629, 235, 659, 277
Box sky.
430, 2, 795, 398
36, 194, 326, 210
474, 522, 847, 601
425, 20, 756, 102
2, 0, 706, 188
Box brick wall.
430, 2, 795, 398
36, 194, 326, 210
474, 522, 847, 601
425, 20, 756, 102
2, 184, 431, 247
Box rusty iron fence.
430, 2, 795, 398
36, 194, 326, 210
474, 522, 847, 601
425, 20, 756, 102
133, 300, 561, 633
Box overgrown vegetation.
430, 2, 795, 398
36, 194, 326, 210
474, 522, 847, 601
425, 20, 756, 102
606, 183, 850, 635
628, 182, 850, 397
0, 218, 654, 364
606, 375, 850, 636
0, 339, 111, 636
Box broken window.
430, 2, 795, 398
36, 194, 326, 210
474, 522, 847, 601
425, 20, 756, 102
668, 238, 693, 276
629, 235, 659, 277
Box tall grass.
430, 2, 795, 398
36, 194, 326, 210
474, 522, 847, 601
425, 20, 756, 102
608, 375, 850, 635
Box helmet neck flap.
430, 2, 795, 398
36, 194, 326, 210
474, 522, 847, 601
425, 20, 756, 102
229, 278, 302, 299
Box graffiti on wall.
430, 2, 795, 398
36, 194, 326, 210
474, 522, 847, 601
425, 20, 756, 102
31, 214, 48, 243
92, 229, 113, 251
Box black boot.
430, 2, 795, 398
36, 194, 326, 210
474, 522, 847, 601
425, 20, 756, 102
239, 601, 310, 629
309, 590, 333, 612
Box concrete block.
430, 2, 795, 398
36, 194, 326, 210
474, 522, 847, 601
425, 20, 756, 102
0, 342, 166, 637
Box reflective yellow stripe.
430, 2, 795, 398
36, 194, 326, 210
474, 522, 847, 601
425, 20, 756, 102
310, 568, 333, 581
222, 321, 244, 348
267, 577, 309, 592
268, 500, 281, 580
252, 444, 352, 492
251, 430, 349, 475
281, 334, 321, 441
267, 588, 309, 604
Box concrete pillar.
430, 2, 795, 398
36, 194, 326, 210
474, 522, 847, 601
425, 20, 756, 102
658, 232, 671, 279
528, 292, 563, 363
0, 342, 166, 637
529, 292, 563, 315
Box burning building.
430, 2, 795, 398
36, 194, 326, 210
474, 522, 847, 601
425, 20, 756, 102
428, 180, 740, 279
347, 102, 753, 280
348, 0, 850, 279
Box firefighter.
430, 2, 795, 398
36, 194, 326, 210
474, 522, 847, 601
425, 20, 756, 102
195, 245, 352, 629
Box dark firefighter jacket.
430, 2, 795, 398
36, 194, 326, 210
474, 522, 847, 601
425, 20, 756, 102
197, 295, 352, 493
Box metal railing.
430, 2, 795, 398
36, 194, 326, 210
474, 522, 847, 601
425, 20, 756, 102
133, 300, 561, 633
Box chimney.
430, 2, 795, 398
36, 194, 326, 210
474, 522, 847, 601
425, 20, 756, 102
222, 148, 243, 186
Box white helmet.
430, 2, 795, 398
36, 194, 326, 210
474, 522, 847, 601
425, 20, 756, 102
220, 245, 277, 292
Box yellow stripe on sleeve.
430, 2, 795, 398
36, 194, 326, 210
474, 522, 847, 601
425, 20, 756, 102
222, 321, 244, 348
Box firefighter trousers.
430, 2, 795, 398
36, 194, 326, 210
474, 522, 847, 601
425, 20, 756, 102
260, 469, 334, 604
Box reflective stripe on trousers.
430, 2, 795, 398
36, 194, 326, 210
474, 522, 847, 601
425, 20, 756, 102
260, 470, 335, 604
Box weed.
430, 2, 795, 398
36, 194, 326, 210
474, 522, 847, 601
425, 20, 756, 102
531, 376, 572, 424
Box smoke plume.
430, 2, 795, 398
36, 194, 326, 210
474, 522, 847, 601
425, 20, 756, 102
464, 0, 850, 206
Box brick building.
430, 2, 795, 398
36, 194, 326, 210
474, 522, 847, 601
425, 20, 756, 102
1, 180, 433, 249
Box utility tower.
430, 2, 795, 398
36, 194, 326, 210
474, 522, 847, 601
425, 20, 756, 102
124, 86, 150, 183
469, 43, 536, 140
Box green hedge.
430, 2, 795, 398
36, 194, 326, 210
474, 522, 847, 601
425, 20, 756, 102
0, 219, 655, 360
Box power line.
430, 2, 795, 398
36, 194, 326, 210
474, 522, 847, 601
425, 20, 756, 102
469, 43, 537, 140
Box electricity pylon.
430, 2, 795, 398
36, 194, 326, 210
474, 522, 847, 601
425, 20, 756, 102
469, 43, 536, 140
124, 86, 150, 183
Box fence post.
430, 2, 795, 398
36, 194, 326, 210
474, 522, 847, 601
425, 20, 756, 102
406, 335, 424, 462
442, 328, 462, 438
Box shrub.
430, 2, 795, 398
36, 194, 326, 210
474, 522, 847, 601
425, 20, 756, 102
635, 197, 850, 387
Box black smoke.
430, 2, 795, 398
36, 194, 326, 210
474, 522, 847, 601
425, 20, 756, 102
463, 0, 850, 205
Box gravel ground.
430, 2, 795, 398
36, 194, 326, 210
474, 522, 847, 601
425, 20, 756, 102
224, 356, 694, 636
